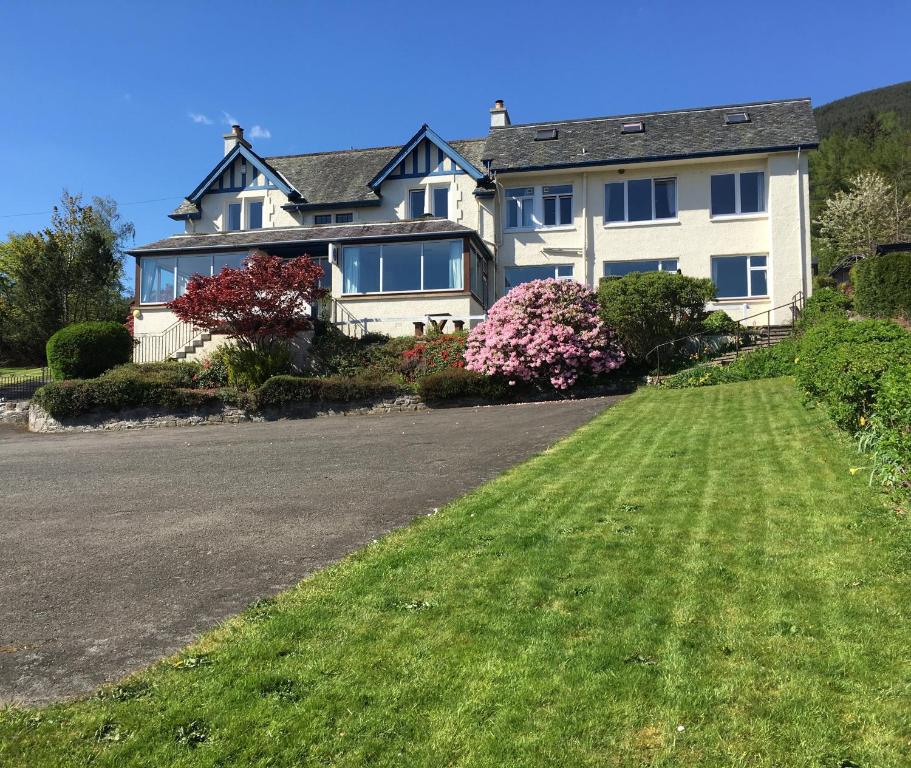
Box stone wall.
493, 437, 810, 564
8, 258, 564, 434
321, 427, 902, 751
28, 395, 426, 433
0, 400, 30, 427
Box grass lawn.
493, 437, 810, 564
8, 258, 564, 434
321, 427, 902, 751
0, 366, 43, 377
1, 378, 908, 766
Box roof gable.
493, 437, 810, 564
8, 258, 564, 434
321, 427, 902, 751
186, 145, 297, 203
368, 125, 485, 190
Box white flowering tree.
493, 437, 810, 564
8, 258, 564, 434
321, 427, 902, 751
816, 171, 911, 259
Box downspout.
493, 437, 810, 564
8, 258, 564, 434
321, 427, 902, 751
581, 171, 589, 287
796, 146, 809, 301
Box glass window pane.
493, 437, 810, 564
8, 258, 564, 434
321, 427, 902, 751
213, 252, 246, 273
177, 255, 212, 296
605, 182, 625, 222
423, 240, 463, 290
312, 257, 331, 290
433, 187, 448, 218
343, 245, 380, 293
556, 264, 573, 277
559, 195, 572, 225
505, 265, 557, 289
409, 189, 424, 218
140, 257, 176, 303
740, 172, 764, 213
506, 187, 534, 198
227, 203, 241, 231
248, 201, 263, 229
314, 214, 331, 225
521, 199, 533, 228
542, 185, 572, 195
750, 261, 768, 296
543, 196, 556, 226
603, 260, 663, 277
712, 256, 749, 298
507, 198, 519, 229
627, 179, 652, 221
382, 242, 421, 292
335, 212, 353, 224
711, 174, 736, 216
660, 259, 679, 272
654, 178, 676, 219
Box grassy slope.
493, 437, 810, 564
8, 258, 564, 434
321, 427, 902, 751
0, 367, 42, 377
2, 379, 908, 767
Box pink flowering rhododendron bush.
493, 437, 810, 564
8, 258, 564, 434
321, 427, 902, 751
465, 279, 625, 389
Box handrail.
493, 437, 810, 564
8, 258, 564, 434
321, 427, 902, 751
331, 299, 368, 338
132, 318, 202, 363
646, 291, 804, 381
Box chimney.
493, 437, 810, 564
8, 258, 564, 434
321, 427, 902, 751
223, 124, 251, 155
489, 99, 511, 129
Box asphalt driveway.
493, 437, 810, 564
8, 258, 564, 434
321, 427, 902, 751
0, 396, 622, 705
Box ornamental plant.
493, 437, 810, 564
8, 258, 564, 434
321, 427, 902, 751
465, 279, 625, 389
168, 250, 326, 387
400, 334, 467, 381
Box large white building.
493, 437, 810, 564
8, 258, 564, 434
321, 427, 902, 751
129, 97, 818, 357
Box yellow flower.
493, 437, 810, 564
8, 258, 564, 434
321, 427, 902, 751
859, 415, 867, 426
794, 356, 800, 363
849, 467, 860, 476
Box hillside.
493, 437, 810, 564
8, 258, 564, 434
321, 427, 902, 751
814, 80, 911, 137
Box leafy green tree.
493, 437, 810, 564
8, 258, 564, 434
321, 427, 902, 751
0, 191, 133, 363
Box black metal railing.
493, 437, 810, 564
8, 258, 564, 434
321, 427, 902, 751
646, 292, 805, 381
0, 368, 50, 400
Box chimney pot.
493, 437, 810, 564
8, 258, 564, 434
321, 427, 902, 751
223, 124, 251, 155
489, 99, 511, 129
494, 99, 504, 109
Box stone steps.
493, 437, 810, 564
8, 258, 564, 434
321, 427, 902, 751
172, 332, 212, 360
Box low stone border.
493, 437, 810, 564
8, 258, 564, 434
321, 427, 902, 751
28, 395, 426, 433
1, 399, 30, 427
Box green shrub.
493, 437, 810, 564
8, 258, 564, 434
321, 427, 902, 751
598, 272, 716, 364
417, 368, 514, 402
853, 251, 911, 320
251, 375, 403, 410
662, 337, 799, 389
872, 365, 911, 462
34, 365, 220, 419
46, 321, 133, 380
701, 310, 740, 335
795, 318, 911, 430
223, 343, 291, 390
797, 287, 851, 329
194, 346, 230, 388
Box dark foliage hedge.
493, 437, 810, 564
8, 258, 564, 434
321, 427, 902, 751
416, 368, 514, 402
853, 251, 911, 320
46, 321, 133, 380
251, 375, 405, 410
34, 363, 223, 418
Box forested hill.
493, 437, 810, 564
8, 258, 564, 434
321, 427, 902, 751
814, 80, 911, 137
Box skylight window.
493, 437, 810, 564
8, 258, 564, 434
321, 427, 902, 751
724, 112, 751, 125
534, 128, 558, 141
620, 121, 644, 134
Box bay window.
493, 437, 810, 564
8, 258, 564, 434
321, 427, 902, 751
711, 254, 768, 298
140, 257, 176, 304
710, 171, 765, 216
605, 178, 677, 223
140, 252, 247, 303
342, 239, 463, 294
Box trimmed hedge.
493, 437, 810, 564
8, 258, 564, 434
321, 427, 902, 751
46, 321, 133, 380
853, 251, 911, 319
417, 368, 514, 402
34, 363, 222, 419
251, 375, 404, 410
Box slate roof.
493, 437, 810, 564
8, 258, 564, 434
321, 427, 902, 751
170, 199, 200, 219
129, 219, 482, 255
483, 98, 819, 173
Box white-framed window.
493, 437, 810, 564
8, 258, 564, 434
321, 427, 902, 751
542, 184, 573, 227
335, 212, 353, 224
604, 177, 677, 224
314, 214, 332, 225
711, 254, 768, 298
505, 187, 535, 230
226, 203, 242, 231
342, 239, 464, 295
140, 252, 248, 304
470, 246, 489, 307
247, 200, 263, 230
409, 189, 425, 218
504, 264, 573, 289
603, 259, 678, 277
710, 171, 765, 216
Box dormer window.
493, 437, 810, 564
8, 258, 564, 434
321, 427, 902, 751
621, 121, 644, 134
227, 203, 241, 231
534, 128, 558, 141
724, 112, 751, 125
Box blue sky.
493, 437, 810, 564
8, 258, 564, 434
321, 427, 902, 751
1, 0, 909, 290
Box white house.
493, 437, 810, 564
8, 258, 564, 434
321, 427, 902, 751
129, 97, 818, 359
